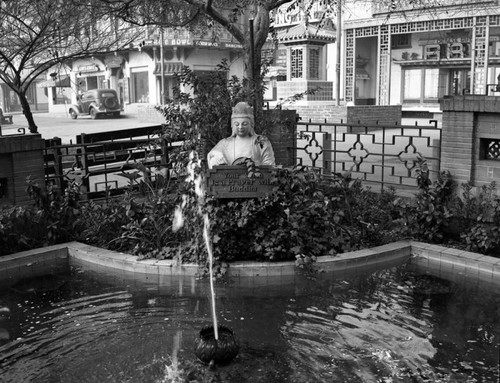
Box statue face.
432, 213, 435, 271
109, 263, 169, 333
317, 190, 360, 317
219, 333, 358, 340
232, 117, 252, 137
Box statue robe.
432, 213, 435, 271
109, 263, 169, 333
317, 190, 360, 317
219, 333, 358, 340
207, 135, 276, 169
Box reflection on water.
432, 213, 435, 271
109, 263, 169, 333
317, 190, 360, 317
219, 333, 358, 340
0, 264, 499, 382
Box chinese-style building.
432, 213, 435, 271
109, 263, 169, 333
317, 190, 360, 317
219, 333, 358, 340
343, 0, 500, 115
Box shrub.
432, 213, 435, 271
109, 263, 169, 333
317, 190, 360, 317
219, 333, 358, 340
0, 205, 48, 255
403, 158, 454, 243
455, 182, 500, 254
201, 167, 404, 264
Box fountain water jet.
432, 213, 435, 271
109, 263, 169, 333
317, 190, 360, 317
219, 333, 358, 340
176, 151, 239, 367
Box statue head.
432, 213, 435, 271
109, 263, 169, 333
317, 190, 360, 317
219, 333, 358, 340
231, 102, 255, 137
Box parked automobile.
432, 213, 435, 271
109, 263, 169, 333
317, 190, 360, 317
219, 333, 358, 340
68, 89, 121, 119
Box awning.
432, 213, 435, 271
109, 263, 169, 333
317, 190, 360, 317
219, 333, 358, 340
37, 75, 71, 88
153, 62, 183, 75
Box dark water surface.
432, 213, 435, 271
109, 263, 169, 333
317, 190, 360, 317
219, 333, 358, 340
0, 262, 499, 383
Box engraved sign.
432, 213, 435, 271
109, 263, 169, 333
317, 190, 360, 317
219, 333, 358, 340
206, 165, 276, 199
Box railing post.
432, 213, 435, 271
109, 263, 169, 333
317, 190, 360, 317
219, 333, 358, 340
79, 133, 90, 200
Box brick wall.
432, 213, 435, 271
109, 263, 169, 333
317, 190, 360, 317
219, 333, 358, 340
261, 109, 297, 167
280, 104, 402, 125
346, 105, 402, 125
440, 95, 500, 190
289, 104, 347, 123
475, 113, 500, 186
0, 134, 45, 206
440, 110, 475, 185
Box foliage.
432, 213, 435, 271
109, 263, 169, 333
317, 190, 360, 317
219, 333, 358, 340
0, 177, 80, 255
74, 199, 129, 250
0, 205, 49, 256
157, 60, 252, 175
401, 158, 500, 255
455, 182, 500, 254
402, 157, 454, 243
202, 167, 404, 264
26, 177, 81, 244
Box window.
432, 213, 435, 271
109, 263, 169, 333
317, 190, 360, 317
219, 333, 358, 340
403, 68, 440, 103
131, 71, 149, 103
424, 69, 439, 99
403, 69, 422, 100
291, 48, 303, 79
391, 34, 411, 49
309, 47, 320, 80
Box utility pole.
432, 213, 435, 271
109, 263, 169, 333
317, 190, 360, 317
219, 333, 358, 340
249, 18, 257, 113
160, 27, 165, 105
336, 0, 342, 106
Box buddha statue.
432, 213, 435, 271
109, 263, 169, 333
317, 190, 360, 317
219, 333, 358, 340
207, 102, 276, 169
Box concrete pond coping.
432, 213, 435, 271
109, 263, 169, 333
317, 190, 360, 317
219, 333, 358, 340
0, 240, 499, 290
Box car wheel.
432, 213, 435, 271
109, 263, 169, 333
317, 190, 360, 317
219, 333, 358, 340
89, 108, 98, 119
69, 109, 78, 119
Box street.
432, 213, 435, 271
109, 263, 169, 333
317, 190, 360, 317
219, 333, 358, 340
0, 112, 162, 144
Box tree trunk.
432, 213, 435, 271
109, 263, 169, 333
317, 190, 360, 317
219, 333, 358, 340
244, 39, 266, 127
18, 91, 38, 133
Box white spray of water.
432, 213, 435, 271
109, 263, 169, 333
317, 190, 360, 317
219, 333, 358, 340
159, 331, 183, 383
172, 195, 187, 233
173, 151, 219, 340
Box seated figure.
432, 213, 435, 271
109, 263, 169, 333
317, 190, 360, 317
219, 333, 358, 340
207, 102, 276, 169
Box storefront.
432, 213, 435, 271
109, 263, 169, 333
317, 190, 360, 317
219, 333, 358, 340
344, 8, 500, 110
74, 59, 106, 93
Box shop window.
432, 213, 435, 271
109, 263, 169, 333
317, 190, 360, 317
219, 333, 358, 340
403, 68, 439, 103
403, 69, 422, 101
424, 69, 439, 99
309, 47, 320, 80
291, 48, 303, 79
131, 71, 149, 103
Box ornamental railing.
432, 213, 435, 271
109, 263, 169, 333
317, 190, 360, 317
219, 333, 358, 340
43, 125, 169, 202
294, 120, 441, 195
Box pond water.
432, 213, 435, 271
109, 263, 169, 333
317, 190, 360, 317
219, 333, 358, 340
0, 261, 498, 383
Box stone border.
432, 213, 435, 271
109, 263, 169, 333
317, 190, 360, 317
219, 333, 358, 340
410, 241, 500, 288
0, 241, 499, 288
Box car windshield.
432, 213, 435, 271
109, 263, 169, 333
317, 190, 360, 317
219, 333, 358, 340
100, 92, 116, 97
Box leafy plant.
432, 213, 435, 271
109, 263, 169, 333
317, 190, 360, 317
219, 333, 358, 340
26, 176, 80, 244
455, 182, 500, 254
404, 158, 454, 242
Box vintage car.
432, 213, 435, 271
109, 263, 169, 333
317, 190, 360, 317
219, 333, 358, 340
68, 89, 121, 119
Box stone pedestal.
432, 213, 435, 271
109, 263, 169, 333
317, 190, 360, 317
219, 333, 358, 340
0, 134, 45, 206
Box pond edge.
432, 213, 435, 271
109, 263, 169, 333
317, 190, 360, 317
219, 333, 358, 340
1, 241, 498, 289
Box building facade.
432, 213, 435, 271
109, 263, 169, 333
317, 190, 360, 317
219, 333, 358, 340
43, 26, 245, 116
41, 2, 339, 116
343, 0, 500, 113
